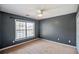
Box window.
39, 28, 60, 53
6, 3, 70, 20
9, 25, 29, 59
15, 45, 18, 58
27, 22, 35, 37
15, 20, 26, 40
15, 19, 35, 41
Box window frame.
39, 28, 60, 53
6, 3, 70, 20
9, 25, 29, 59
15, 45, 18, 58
15, 19, 35, 41
26, 21, 35, 38
15, 19, 27, 41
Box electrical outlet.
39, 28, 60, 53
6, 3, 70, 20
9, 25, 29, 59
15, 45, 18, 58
68, 40, 71, 43
58, 38, 59, 40
13, 41, 15, 43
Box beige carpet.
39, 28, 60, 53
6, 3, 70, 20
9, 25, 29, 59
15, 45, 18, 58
0, 39, 77, 54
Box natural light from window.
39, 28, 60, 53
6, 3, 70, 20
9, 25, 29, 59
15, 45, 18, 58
15, 19, 35, 41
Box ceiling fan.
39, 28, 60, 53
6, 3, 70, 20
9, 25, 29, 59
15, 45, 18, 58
37, 9, 46, 17
25, 9, 45, 17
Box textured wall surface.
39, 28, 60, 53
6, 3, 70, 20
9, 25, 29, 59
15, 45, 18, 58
40, 13, 76, 46
1, 12, 39, 48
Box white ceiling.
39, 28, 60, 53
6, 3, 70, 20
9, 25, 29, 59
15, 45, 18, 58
0, 4, 78, 20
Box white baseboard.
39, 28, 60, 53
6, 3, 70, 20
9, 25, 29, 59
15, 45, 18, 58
0, 39, 37, 51
0, 38, 77, 52
42, 39, 76, 48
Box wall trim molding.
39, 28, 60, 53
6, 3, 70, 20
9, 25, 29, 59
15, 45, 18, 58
42, 39, 76, 48
0, 39, 37, 51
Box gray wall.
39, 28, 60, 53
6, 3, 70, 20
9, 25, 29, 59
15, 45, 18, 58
1, 12, 39, 48
40, 13, 76, 46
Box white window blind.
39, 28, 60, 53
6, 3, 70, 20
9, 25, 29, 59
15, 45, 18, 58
15, 19, 35, 41
27, 22, 35, 37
